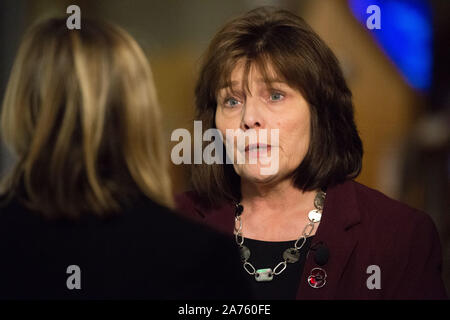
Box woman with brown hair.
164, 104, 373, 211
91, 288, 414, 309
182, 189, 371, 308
0, 17, 249, 299
176, 7, 447, 299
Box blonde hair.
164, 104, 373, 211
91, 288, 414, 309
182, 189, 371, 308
1, 18, 173, 218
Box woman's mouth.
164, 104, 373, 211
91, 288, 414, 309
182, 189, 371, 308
245, 143, 271, 156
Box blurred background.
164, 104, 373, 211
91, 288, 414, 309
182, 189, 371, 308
1, 0, 449, 294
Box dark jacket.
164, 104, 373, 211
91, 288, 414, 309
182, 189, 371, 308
175, 180, 448, 299
0, 194, 251, 300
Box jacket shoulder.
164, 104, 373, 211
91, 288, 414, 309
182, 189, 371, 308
174, 191, 206, 221
348, 181, 447, 299
350, 180, 432, 226
175, 191, 235, 235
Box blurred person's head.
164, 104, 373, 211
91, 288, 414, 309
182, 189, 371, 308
1, 17, 173, 218
193, 7, 363, 205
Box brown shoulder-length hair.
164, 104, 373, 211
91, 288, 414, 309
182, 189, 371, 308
1, 17, 173, 218
192, 6, 363, 206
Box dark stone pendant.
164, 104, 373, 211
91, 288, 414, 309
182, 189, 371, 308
235, 203, 244, 217
283, 247, 300, 263
239, 245, 251, 262
314, 191, 326, 210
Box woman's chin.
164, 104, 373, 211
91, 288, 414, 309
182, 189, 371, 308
234, 164, 278, 184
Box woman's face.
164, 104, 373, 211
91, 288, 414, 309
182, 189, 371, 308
215, 60, 311, 185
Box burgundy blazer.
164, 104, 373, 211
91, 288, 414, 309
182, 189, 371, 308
175, 180, 448, 299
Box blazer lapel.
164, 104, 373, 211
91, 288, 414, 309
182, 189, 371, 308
296, 180, 362, 299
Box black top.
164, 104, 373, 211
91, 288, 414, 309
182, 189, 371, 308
242, 236, 313, 300
0, 194, 252, 300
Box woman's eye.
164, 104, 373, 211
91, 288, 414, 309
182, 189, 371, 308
269, 92, 284, 101
224, 97, 241, 107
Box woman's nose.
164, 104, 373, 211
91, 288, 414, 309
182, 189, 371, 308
241, 97, 263, 130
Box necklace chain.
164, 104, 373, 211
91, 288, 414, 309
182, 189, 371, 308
234, 191, 326, 282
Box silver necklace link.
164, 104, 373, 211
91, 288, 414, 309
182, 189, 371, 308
294, 235, 307, 250
234, 190, 326, 282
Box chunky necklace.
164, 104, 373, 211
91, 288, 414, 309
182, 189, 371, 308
234, 191, 326, 282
